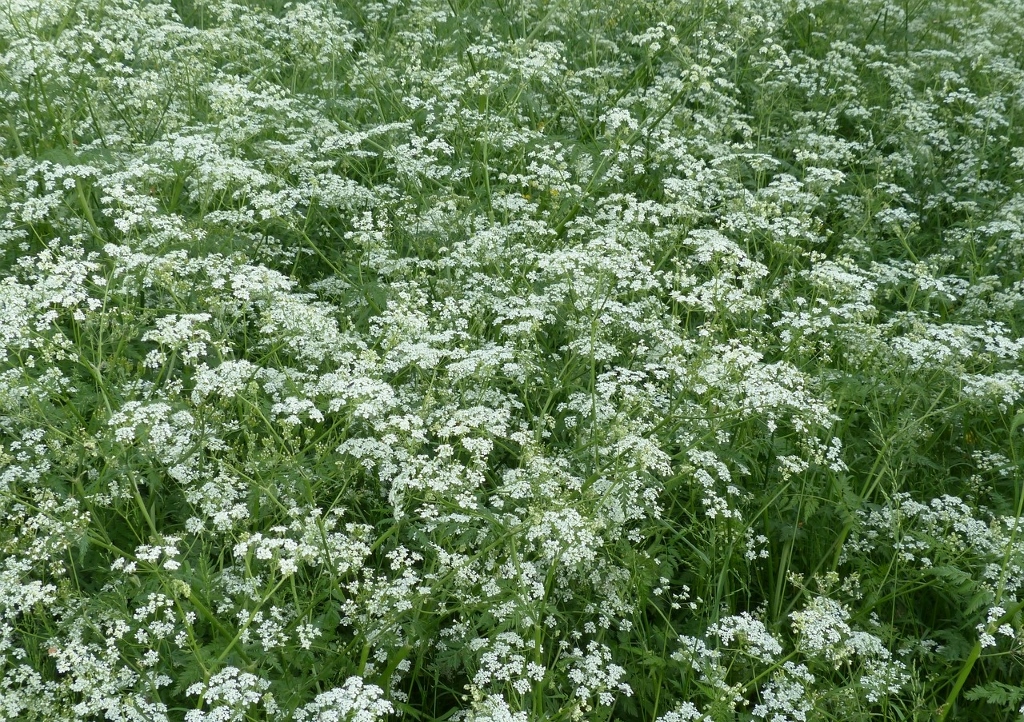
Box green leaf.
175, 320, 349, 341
964, 681, 1024, 707
929, 565, 974, 592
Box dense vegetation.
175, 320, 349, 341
2, 0, 1024, 719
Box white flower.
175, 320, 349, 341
293, 677, 392, 722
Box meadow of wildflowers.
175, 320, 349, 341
1, 0, 1023, 719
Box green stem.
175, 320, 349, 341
208, 574, 289, 672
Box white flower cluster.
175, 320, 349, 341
672, 599, 910, 719
842, 493, 1024, 598
565, 642, 633, 708
471, 632, 545, 695
292, 676, 392, 722
185, 667, 274, 722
